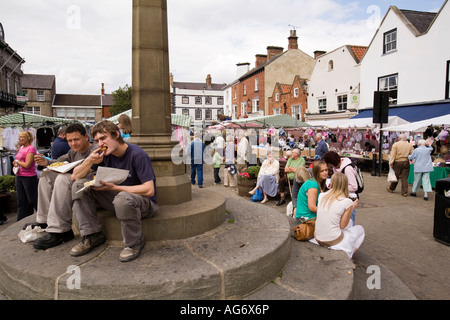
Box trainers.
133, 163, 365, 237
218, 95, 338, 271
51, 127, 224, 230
119, 240, 145, 262
23, 222, 47, 230
33, 230, 74, 250
70, 232, 106, 257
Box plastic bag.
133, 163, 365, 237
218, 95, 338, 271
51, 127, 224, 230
18, 225, 45, 243
387, 167, 397, 183
251, 188, 264, 202
286, 201, 294, 217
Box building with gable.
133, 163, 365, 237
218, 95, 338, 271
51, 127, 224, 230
268, 75, 308, 121
357, 0, 450, 121
21, 74, 56, 117
231, 30, 315, 119
306, 45, 367, 122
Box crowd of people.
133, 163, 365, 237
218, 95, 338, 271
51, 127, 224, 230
6, 120, 448, 263
189, 129, 366, 260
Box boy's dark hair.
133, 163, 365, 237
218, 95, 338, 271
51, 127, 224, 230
91, 120, 125, 144
322, 151, 341, 167
65, 123, 87, 136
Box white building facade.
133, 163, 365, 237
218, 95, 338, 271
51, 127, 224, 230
172, 75, 226, 126
306, 45, 367, 121
360, 2, 450, 109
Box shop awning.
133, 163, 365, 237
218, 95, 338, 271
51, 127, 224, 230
0, 112, 83, 128
382, 114, 450, 132
107, 110, 192, 128
352, 101, 450, 122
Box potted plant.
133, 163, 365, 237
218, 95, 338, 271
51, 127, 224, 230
237, 166, 260, 197
0, 175, 17, 214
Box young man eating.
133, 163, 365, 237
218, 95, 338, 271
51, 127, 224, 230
71, 120, 158, 262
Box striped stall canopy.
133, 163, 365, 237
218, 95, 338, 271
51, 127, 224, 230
0, 112, 83, 128
107, 110, 192, 128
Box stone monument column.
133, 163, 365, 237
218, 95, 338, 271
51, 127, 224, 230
130, 0, 191, 205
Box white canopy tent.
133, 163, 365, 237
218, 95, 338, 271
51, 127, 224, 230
307, 116, 408, 130
381, 114, 450, 132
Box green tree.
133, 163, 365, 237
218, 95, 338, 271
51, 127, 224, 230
110, 84, 132, 116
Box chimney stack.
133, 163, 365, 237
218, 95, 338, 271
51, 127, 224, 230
236, 62, 250, 78
314, 50, 327, 59
101, 83, 105, 96
267, 46, 284, 60
288, 29, 298, 50
206, 74, 212, 88
255, 54, 268, 67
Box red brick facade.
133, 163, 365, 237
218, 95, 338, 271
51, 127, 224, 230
232, 70, 265, 119
268, 75, 308, 121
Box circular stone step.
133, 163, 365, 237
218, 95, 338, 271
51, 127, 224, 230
0, 197, 290, 300
85, 188, 227, 242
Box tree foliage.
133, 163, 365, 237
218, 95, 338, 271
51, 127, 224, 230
110, 84, 132, 116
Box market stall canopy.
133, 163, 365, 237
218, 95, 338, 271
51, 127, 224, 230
231, 114, 310, 128
0, 112, 83, 128
307, 116, 408, 129
381, 114, 450, 132
107, 110, 192, 127
207, 121, 261, 130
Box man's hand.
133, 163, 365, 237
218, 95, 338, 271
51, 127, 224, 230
34, 154, 49, 167
92, 180, 117, 192
86, 148, 106, 165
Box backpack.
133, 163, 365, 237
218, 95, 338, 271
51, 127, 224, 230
343, 161, 364, 194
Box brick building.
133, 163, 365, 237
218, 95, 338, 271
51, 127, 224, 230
231, 30, 315, 119
268, 75, 308, 121
21, 74, 56, 117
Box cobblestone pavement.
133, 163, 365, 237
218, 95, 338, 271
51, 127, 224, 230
195, 164, 449, 300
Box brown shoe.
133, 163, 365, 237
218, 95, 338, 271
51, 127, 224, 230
119, 240, 145, 262
70, 232, 106, 257
402, 193, 407, 197
386, 187, 393, 193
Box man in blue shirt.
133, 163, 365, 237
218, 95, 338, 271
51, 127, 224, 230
189, 132, 206, 188
51, 126, 71, 159
314, 133, 329, 159
71, 121, 158, 262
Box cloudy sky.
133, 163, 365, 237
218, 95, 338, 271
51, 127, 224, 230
0, 0, 445, 95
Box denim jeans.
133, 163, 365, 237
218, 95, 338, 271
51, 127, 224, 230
191, 164, 204, 186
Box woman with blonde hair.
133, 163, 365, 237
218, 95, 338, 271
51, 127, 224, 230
13, 131, 38, 221
313, 173, 364, 259
117, 114, 132, 142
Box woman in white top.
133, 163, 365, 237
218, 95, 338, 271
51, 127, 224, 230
312, 173, 364, 259
249, 150, 280, 204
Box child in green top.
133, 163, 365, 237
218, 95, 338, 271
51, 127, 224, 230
212, 149, 223, 185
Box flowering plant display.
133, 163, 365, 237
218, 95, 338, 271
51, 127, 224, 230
237, 166, 260, 180
238, 172, 251, 180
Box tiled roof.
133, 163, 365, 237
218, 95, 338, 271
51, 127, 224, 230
347, 46, 368, 64
400, 9, 437, 34
22, 74, 55, 90
101, 94, 114, 106
54, 94, 101, 107
172, 82, 225, 91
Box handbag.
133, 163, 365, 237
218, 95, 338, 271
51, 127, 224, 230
293, 218, 316, 241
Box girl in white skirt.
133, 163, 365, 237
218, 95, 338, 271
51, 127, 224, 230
311, 173, 365, 259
